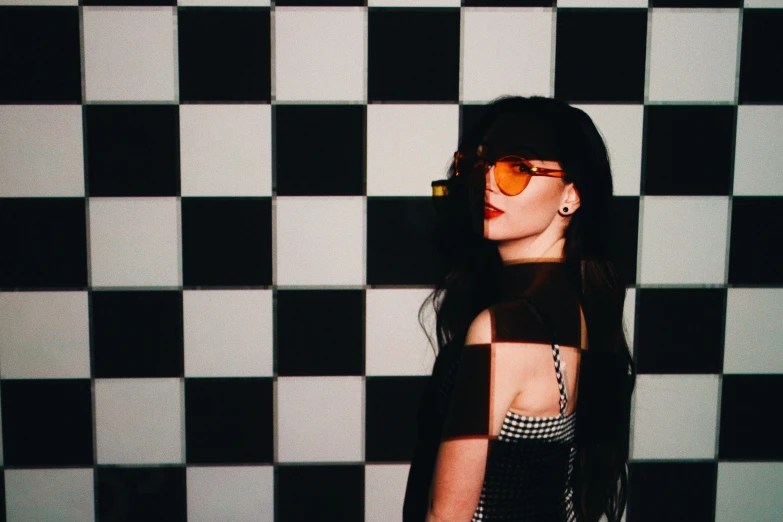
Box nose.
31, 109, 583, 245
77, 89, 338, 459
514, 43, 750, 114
485, 164, 498, 192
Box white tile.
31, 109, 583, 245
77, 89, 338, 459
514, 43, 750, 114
180, 104, 272, 197
639, 196, 728, 285
573, 104, 644, 196
277, 376, 363, 462
557, 0, 646, 5
89, 197, 180, 287
95, 378, 183, 464
0, 106, 84, 197
630, 374, 719, 459
184, 289, 273, 377
274, 8, 365, 103
648, 9, 740, 103
369, 0, 458, 5
275, 196, 364, 286
5, 469, 95, 522
0, 291, 90, 379
723, 289, 783, 374
624, 287, 636, 356
366, 289, 436, 376
733, 106, 783, 196
367, 105, 459, 197
365, 464, 411, 522
461, 9, 553, 103
716, 462, 783, 522
187, 466, 274, 522
83, 7, 176, 102
743, 0, 783, 6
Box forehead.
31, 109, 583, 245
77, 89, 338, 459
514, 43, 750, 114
480, 112, 559, 161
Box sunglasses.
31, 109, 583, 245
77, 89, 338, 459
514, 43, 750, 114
453, 150, 566, 196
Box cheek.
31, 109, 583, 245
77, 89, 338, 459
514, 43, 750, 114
487, 182, 562, 237
506, 181, 562, 219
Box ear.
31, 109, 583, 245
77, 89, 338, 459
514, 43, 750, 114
560, 182, 581, 213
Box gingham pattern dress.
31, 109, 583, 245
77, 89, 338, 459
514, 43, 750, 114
471, 338, 578, 522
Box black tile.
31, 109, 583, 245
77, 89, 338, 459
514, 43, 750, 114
0, 198, 88, 289
612, 196, 639, 287
178, 7, 270, 102
275, 105, 365, 196
555, 9, 647, 103
642, 105, 735, 196
728, 197, 783, 285
1, 379, 93, 467
627, 461, 717, 522
366, 376, 429, 462
181, 197, 272, 287
719, 374, 783, 460
739, 9, 783, 104
465, 0, 553, 5
651, 0, 739, 5
367, 197, 444, 285
97, 467, 186, 522
277, 290, 364, 376
276, 465, 364, 522
84, 105, 180, 197
635, 289, 725, 374
0, 7, 81, 103
368, 8, 459, 102
91, 290, 184, 378
83, 0, 175, 4
185, 378, 273, 464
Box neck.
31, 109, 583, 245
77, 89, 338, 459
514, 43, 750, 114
496, 235, 566, 264
500, 258, 567, 299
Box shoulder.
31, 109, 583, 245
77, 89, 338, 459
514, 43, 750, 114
464, 300, 543, 346
488, 298, 554, 346
465, 308, 493, 345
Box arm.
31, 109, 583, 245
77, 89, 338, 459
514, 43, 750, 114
426, 437, 489, 522
426, 309, 522, 522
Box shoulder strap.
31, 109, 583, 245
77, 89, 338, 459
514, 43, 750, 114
515, 296, 569, 417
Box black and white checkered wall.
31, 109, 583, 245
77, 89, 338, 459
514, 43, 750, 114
1, 0, 781, 520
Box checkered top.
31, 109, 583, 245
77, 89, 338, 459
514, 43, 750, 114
499, 408, 577, 443
472, 334, 578, 521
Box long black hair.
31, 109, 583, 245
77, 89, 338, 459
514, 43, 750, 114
419, 96, 636, 522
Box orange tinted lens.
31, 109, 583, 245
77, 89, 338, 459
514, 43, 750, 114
494, 160, 532, 196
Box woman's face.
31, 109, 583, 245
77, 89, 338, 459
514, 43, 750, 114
482, 158, 569, 241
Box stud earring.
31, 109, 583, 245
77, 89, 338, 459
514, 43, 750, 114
562, 206, 569, 213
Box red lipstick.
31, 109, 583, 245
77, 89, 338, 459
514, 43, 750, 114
484, 201, 503, 219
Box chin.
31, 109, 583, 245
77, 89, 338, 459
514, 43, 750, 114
483, 220, 506, 240
483, 229, 507, 242
484, 226, 535, 243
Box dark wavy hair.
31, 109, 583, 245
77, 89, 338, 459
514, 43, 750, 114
419, 96, 636, 522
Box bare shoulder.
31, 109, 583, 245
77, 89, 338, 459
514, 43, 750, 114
465, 308, 493, 345
464, 301, 545, 346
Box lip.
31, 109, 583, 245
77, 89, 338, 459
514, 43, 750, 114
484, 201, 503, 212
484, 201, 504, 219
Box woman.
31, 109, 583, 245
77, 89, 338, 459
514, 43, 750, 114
403, 96, 636, 522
